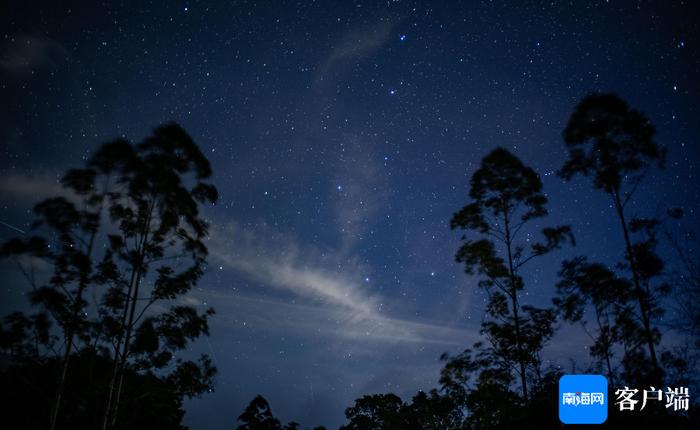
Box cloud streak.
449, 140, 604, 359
0, 35, 69, 76
333, 133, 389, 252
315, 18, 399, 88
0, 171, 67, 204
207, 221, 468, 346
201, 290, 466, 347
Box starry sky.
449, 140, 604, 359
1, 1, 699, 428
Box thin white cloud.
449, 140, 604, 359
209, 221, 375, 312
315, 18, 399, 86
207, 221, 468, 346
0, 171, 67, 203
0, 35, 69, 76
204, 290, 466, 347
333, 133, 389, 252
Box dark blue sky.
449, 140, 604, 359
1, 1, 698, 428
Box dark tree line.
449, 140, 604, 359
233, 93, 698, 429
0, 123, 218, 430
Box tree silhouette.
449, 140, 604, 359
236, 395, 283, 430
450, 147, 573, 401
559, 92, 666, 383
339, 391, 461, 430
0, 149, 121, 429
235, 395, 303, 430
0, 349, 189, 430
0, 310, 55, 359
0, 123, 218, 430
340, 394, 406, 430
403, 390, 463, 429
439, 345, 520, 428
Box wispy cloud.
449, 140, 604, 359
0, 171, 67, 203
315, 18, 399, 87
333, 133, 389, 252
206, 221, 468, 346
200, 290, 465, 347
0, 35, 69, 76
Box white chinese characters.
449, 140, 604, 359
614, 386, 689, 412
562, 392, 605, 406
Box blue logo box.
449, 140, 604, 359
559, 374, 608, 424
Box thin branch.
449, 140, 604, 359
514, 252, 540, 270
621, 174, 644, 209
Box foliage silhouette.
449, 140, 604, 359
338, 391, 462, 430
1, 186, 103, 429
235, 395, 309, 430
559, 92, 666, 384
0, 123, 218, 429
0, 349, 189, 430
340, 393, 406, 429
450, 147, 573, 401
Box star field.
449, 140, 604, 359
1, 1, 699, 428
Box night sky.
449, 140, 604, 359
1, 1, 699, 428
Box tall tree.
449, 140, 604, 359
559, 92, 666, 382
450, 147, 573, 401
1, 123, 218, 430
0, 145, 120, 429
85, 124, 219, 430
